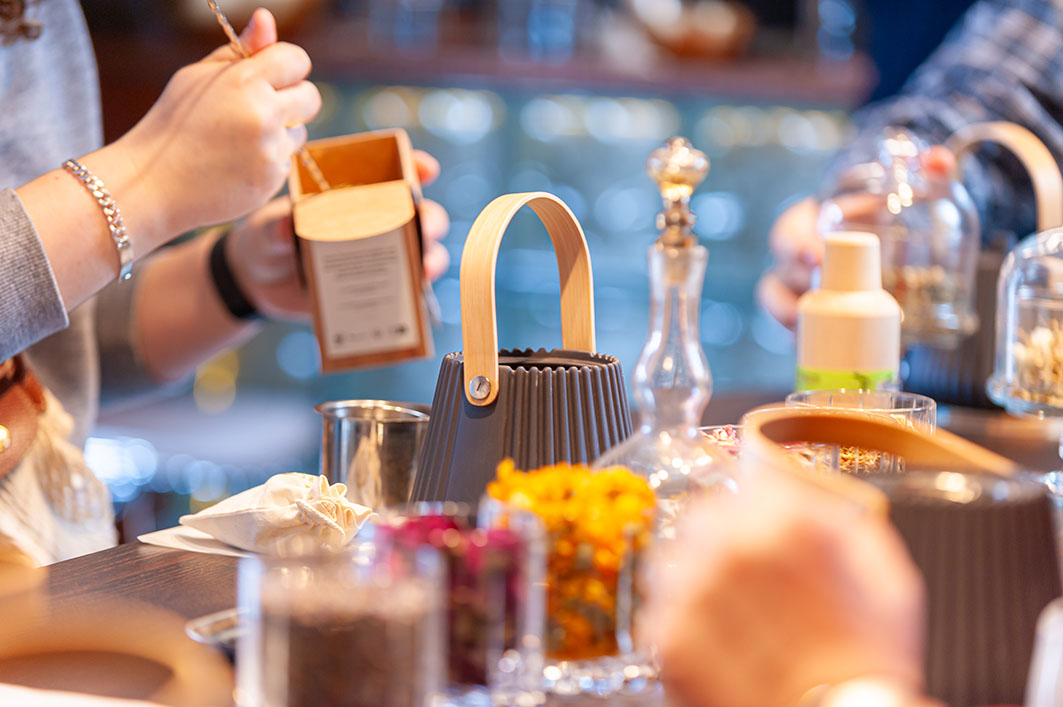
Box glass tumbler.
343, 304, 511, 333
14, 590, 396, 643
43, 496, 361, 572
235, 545, 444, 707
485, 462, 658, 697
784, 389, 936, 474
374, 501, 546, 706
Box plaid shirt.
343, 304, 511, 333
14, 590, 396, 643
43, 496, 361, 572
839, 0, 1063, 245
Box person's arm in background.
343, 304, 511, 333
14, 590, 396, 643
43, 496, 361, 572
758, 0, 1063, 327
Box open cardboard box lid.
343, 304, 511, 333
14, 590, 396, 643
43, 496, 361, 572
290, 129, 421, 243
287, 128, 433, 372
292, 180, 415, 242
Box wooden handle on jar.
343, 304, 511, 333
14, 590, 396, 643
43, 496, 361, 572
460, 192, 596, 407
946, 121, 1063, 231
741, 405, 1018, 517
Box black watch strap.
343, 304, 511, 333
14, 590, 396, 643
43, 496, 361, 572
209, 230, 261, 321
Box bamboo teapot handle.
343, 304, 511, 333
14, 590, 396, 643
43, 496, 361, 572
460, 192, 596, 407
946, 121, 1063, 231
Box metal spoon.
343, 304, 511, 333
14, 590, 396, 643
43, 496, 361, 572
206, 0, 331, 193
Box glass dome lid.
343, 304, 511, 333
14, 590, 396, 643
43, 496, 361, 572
988, 227, 1063, 416
818, 128, 982, 348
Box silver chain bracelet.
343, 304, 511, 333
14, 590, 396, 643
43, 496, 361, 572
62, 159, 133, 282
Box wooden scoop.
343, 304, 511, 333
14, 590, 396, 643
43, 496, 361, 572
741, 405, 1018, 517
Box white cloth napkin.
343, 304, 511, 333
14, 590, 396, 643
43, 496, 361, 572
177, 473, 374, 555
137, 525, 251, 558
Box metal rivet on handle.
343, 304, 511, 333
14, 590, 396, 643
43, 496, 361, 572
468, 376, 491, 401
0, 426, 9, 452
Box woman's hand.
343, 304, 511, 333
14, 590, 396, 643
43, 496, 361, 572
413, 150, 451, 281
224, 196, 308, 321
647, 472, 927, 707
16, 9, 322, 313
226, 150, 450, 321
114, 9, 321, 242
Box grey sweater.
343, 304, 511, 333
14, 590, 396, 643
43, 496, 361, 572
1, 0, 158, 447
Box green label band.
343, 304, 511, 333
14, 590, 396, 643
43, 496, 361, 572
795, 366, 895, 391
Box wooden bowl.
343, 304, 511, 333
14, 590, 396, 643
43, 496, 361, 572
0, 599, 233, 706
739, 405, 1017, 516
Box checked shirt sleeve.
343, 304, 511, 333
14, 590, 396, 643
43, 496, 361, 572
833, 0, 1063, 242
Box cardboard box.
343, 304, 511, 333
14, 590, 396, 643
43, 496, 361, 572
289, 129, 433, 373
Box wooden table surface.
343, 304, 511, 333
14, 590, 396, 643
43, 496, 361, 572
29, 397, 1052, 705
37, 542, 666, 706
46, 542, 238, 621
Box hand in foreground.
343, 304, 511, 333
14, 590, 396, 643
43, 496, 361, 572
647, 471, 927, 707
756, 146, 956, 329
226, 150, 450, 321
115, 9, 321, 242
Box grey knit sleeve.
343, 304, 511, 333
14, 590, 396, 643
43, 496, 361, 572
0, 188, 69, 360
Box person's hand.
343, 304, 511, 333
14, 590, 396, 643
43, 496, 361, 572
756, 146, 956, 330
114, 9, 321, 243
226, 150, 450, 321
753, 193, 884, 329
647, 471, 926, 707
224, 196, 307, 321
756, 197, 821, 330
411, 150, 451, 281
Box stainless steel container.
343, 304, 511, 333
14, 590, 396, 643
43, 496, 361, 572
315, 400, 430, 510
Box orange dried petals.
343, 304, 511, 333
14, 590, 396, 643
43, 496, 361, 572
488, 459, 655, 659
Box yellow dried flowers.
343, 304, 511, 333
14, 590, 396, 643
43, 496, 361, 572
487, 459, 656, 661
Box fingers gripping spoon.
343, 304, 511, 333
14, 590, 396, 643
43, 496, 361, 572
205, 0, 331, 193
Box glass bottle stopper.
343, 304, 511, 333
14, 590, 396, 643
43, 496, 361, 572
647, 137, 709, 248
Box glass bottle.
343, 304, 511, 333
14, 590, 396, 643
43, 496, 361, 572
593, 137, 736, 528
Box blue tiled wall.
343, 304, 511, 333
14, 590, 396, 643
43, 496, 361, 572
241, 84, 848, 404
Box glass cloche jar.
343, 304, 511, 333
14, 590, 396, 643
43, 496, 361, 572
818, 128, 981, 348
987, 228, 1063, 416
